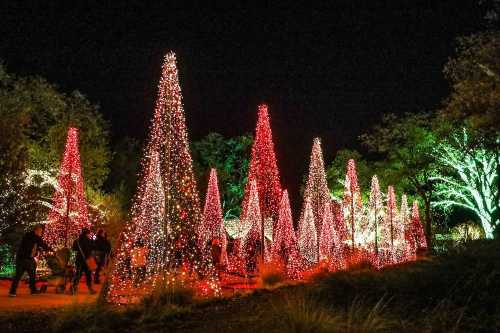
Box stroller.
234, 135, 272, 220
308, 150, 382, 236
45, 247, 75, 293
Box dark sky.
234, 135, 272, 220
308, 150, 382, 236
0, 1, 485, 208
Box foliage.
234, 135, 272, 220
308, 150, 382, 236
0, 64, 111, 243
443, 31, 500, 144
0, 65, 111, 189
360, 113, 438, 245
432, 129, 499, 238
192, 132, 252, 219
326, 149, 372, 200
450, 221, 485, 243
105, 137, 141, 210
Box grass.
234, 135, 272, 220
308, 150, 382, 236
0, 239, 499, 332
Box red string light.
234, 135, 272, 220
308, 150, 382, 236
44, 127, 90, 250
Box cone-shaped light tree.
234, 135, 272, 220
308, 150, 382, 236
241, 180, 263, 271
411, 201, 428, 251
298, 198, 318, 265
342, 159, 363, 250
302, 138, 331, 236
107, 53, 208, 302
319, 203, 335, 261
367, 175, 384, 255
199, 169, 228, 266
44, 127, 90, 250
241, 104, 282, 231
381, 186, 400, 263
400, 194, 414, 261
271, 190, 298, 264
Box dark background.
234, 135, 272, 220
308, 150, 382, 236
0, 1, 485, 209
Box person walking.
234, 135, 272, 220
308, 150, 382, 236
71, 228, 96, 295
9, 225, 52, 297
93, 229, 111, 284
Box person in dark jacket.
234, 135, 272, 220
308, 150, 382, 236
9, 225, 52, 297
71, 228, 96, 294
93, 229, 111, 284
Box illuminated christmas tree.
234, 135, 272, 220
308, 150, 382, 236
271, 190, 298, 265
302, 138, 330, 235
342, 159, 363, 250
318, 203, 334, 260
108, 52, 208, 302
241, 180, 263, 272
44, 127, 90, 250
380, 186, 401, 264
367, 175, 384, 255
411, 201, 427, 251
241, 104, 282, 230
400, 194, 415, 261
298, 198, 318, 265
199, 169, 228, 266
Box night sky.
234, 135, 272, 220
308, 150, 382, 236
0, 2, 485, 207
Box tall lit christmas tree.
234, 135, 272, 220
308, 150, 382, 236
241, 104, 282, 230
199, 169, 228, 266
271, 190, 298, 265
400, 194, 414, 261
44, 127, 90, 250
411, 201, 427, 251
298, 198, 318, 265
108, 52, 207, 302
367, 175, 384, 255
342, 159, 363, 250
380, 186, 401, 263
302, 138, 331, 240
241, 180, 263, 271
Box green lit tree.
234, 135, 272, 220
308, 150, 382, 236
326, 149, 372, 201
432, 129, 499, 238
192, 132, 252, 219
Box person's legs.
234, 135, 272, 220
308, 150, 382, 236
9, 260, 27, 295
72, 263, 83, 294
25, 258, 38, 293
94, 258, 103, 284
82, 265, 96, 294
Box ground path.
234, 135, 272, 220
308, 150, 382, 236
0, 272, 258, 311
0, 279, 100, 311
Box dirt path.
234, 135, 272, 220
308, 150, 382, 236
0, 279, 100, 311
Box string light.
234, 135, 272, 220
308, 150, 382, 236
400, 194, 415, 261
44, 127, 90, 250
318, 202, 334, 261
240, 179, 263, 272
241, 104, 282, 233
342, 159, 363, 250
107, 52, 216, 303
199, 169, 228, 266
271, 190, 300, 277
367, 175, 384, 265
302, 138, 331, 235
298, 197, 318, 265
411, 201, 427, 251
